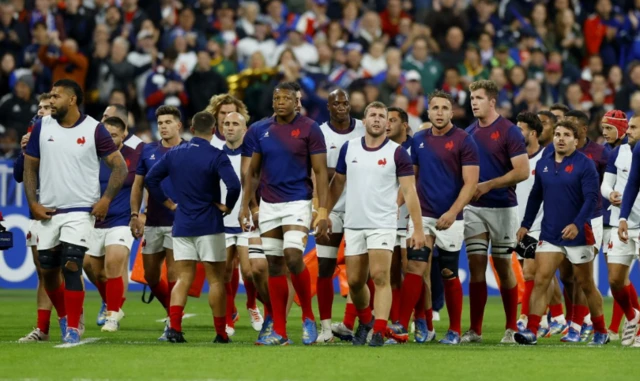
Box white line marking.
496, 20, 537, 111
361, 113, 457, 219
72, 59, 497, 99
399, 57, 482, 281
54, 337, 101, 348
156, 313, 196, 322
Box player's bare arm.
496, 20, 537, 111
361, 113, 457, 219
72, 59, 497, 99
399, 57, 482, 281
240, 155, 260, 225
239, 152, 262, 231
24, 154, 54, 220
326, 172, 346, 216
398, 175, 426, 249
474, 153, 529, 201
130, 174, 145, 238
311, 153, 329, 237
92, 150, 127, 221
438, 164, 479, 230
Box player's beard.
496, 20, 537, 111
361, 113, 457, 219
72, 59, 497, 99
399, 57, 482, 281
51, 105, 68, 122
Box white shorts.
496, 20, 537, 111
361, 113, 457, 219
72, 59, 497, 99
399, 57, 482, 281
395, 230, 407, 249
226, 232, 248, 248
26, 220, 39, 247
173, 234, 226, 262
464, 205, 518, 255
592, 216, 604, 251
329, 211, 345, 234
87, 226, 134, 257
602, 226, 613, 254
259, 200, 312, 233
37, 212, 95, 250
607, 227, 640, 266
344, 228, 395, 256
142, 226, 173, 254
409, 217, 465, 252
537, 241, 595, 264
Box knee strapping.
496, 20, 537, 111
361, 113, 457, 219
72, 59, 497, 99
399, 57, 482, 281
466, 238, 488, 255
38, 249, 61, 270
261, 238, 283, 257
62, 243, 87, 291
407, 246, 432, 262
248, 244, 264, 256
283, 230, 307, 251
437, 249, 460, 279
316, 244, 339, 259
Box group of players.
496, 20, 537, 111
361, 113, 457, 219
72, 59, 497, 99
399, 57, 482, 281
13, 76, 640, 347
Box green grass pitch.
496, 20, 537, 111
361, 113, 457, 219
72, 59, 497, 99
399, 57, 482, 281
0, 290, 636, 381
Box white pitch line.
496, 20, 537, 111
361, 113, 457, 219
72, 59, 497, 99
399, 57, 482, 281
156, 313, 196, 322
54, 337, 101, 348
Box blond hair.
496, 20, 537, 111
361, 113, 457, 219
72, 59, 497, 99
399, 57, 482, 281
204, 94, 250, 126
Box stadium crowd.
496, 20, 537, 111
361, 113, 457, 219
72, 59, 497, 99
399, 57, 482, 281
6, 0, 640, 348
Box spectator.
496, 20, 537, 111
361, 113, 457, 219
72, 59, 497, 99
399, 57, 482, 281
0, 52, 16, 96
530, 3, 556, 51
329, 43, 371, 89
437, 26, 465, 69
29, 0, 65, 39
166, 7, 207, 52
296, 0, 329, 39
584, 0, 621, 69
490, 66, 512, 119
379, 0, 411, 39
96, 37, 136, 105
555, 8, 584, 67
173, 35, 198, 80
194, 0, 216, 37
565, 82, 588, 112
186, 50, 229, 118
306, 41, 336, 78
615, 62, 640, 111
0, 2, 29, 60
58, 0, 95, 54
0, 74, 38, 137
143, 47, 188, 136
513, 79, 544, 117
509, 65, 527, 101
360, 40, 387, 77
128, 27, 159, 110
37, 34, 89, 90
467, 0, 501, 38
120, 0, 148, 35
273, 29, 318, 70
584, 72, 614, 112
402, 36, 443, 95
206, 37, 236, 78
341, 0, 361, 36
490, 44, 516, 70
265, 0, 297, 43
355, 11, 382, 53
442, 66, 470, 126
391, 93, 421, 133
457, 44, 489, 87
0, 128, 19, 159
541, 62, 568, 106
608, 65, 623, 93
627, 91, 640, 118
236, 16, 277, 68
349, 89, 366, 119
377, 64, 402, 106
237, 1, 261, 37
425, 0, 468, 47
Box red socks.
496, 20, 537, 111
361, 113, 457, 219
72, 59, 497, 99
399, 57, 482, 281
414, 282, 427, 320
609, 300, 624, 333
45, 283, 67, 318
268, 275, 289, 338
549, 303, 564, 318
521, 280, 534, 316
373, 319, 387, 335
356, 306, 373, 325
214, 316, 228, 339
367, 278, 376, 309
343, 303, 357, 330
96, 280, 107, 303
64, 290, 84, 329
244, 280, 257, 310
290, 267, 315, 321
167, 281, 176, 309
612, 285, 637, 321
390, 288, 401, 322
317, 276, 334, 321
106, 277, 123, 312
170, 305, 184, 332
225, 282, 235, 327
501, 286, 519, 331
37, 309, 51, 334
149, 280, 170, 312
469, 281, 487, 334
526, 314, 542, 335
572, 304, 589, 326
592, 314, 607, 334
444, 277, 463, 334
399, 273, 423, 329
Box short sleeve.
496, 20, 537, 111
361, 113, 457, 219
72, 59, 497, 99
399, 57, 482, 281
410, 138, 418, 165
395, 146, 414, 177
606, 147, 619, 174
308, 122, 327, 155
135, 145, 148, 175
24, 119, 42, 158
95, 123, 118, 158
242, 126, 256, 157
506, 125, 527, 158
461, 135, 480, 166
335, 141, 349, 175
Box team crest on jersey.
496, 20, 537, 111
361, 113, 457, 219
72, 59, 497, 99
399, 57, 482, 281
26, 232, 31, 240
565, 164, 574, 174
532, 169, 535, 175
445, 141, 454, 151
490, 131, 500, 141
291, 129, 301, 138
125, 158, 131, 167
623, 168, 629, 173
77, 136, 86, 146
378, 158, 387, 167
608, 241, 613, 250
587, 153, 593, 159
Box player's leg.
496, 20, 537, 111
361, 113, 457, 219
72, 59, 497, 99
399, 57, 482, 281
237, 239, 264, 331
247, 233, 273, 339
165, 236, 199, 343
514, 247, 565, 345
438, 248, 464, 344
85, 228, 108, 327
344, 228, 372, 346
121, 251, 130, 309
419, 257, 434, 341
571, 247, 608, 345
430, 248, 444, 322
19, 243, 55, 342
314, 217, 342, 342
224, 242, 239, 335
100, 227, 132, 332
368, 245, 394, 347
259, 227, 289, 345
197, 233, 229, 343
577, 217, 606, 340
389, 241, 403, 324
463, 206, 490, 342
142, 227, 170, 313
518, 258, 536, 331
547, 275, 567, 335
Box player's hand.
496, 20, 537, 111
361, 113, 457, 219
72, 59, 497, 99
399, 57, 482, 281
561, 223, 579, 240
313, 207, 329, 239
20, 133, 30, 150
91, 198, 111, 221
619, 220, 629, 244
609, 191, 622, 206
30, 203, 55, 221
163, 199, 177, 212
436, 210, 456, 230
409, 230, 427, 250
130, 215, 145, 239
472, 181, 492, 202
215, 202, 230, 216
516, 227, 529, 243
238, 205, 251, 232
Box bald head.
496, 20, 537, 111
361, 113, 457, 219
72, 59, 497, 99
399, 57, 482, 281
328, 89, 349, 103
102, 104, 128, 128
223, 112, 247, 145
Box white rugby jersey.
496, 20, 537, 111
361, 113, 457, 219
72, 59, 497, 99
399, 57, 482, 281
221, 144, 243, 230
607, 143, 640, 227
211, 129, 226, 150
336, 137, 414, 229
516, 146, 544, 232
25, 115, 118, 210
320, 118, 365, 213
124, 133, 143, 149
398, 143, 411, 231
